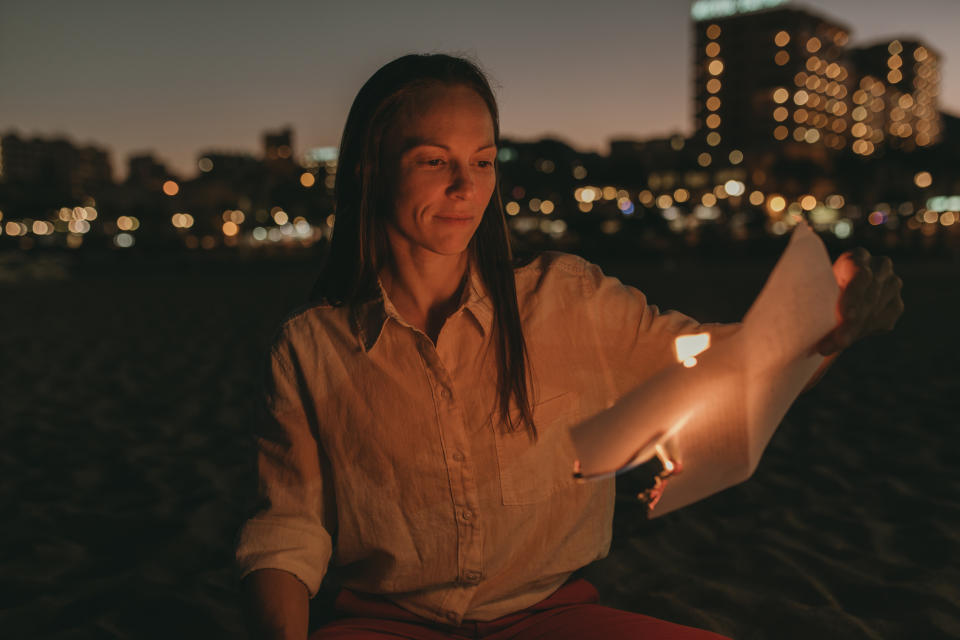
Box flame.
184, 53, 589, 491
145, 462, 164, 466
675, 332, 711, 368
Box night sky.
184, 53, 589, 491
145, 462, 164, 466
2, 0, 957, 179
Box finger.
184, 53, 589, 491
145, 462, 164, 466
839, 266, 873, 319
874, 290, 905, 333
849, 247, 871, 267
874, 274, 903, 310
862, 275, 903, 335
871, 255, 893, 281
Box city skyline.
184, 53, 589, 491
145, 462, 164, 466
2, 0, 958, 179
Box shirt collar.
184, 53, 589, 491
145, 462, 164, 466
351, 261, 493, 353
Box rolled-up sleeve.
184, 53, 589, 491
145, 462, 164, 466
234, 325, 335, 598
581, 261, 709, 394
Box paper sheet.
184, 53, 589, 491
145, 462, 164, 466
568, 222, 839, 515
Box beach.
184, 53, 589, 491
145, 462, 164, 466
1, 248, 957, 639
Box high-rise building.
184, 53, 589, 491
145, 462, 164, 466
848, 40, 942, 154
126, 153, 169, 190
263, 127, 293, 161
0, 132, 112, 197
692, 5, 853, 159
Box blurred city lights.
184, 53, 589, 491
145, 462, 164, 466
114, 232, 135, 248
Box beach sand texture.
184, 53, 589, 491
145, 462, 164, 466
1, 252, 956, 639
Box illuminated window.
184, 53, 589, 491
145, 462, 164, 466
834, 31, 848, 46
806, 37, 821, 53
888, 55, 902, 69
774, 30, 790, 47
804, 128, 821, 143
773, 106, 788, 121
705, 42, 720, 57
793, 90, 809, 106
697, 152, 712, 167
793, 127, 807, 142
729, 149, 743, 164
706, 24, 721, 39
708, 60, 724, 75
706, 114, 721, 128
793, 109, 808, 123
773, 125, 789, 140
706, 96, 721, 111
773, 87, 789, 103
749, 190, 765, 206
888, 40, 903, 55
775, 51, 790, 65
914, 46, 928, 62
888, 69, 902, 84
706, 132, 722, 146
707, 78, 722, 93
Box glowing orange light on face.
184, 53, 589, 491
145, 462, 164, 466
675, 333, 711, 368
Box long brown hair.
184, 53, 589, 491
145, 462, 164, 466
310, 53, 537, 439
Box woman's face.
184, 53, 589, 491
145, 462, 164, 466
382, 84, 497, 261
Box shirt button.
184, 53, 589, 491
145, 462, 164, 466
440, 388, 451, 400
464, 570, 482, 583
453, 451, 465, 462
460, 509, 473, 522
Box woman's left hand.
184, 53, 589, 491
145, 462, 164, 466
817, 248, 904, 356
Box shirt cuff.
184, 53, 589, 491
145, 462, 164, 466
235, 517, 333, 598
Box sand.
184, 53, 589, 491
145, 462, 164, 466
1, 249, 957, 639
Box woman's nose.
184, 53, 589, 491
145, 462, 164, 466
448, 162, 476, 198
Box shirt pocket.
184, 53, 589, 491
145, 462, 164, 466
493, 391, 582, 506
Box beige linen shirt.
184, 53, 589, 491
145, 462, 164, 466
235, 251, 715, 626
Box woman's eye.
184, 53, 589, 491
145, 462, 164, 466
477, 160, 494, 168
424, 158, 445, 166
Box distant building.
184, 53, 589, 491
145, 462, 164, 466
195, 151, 261, 182
0, 132, 112, 198
692, 6, 853, 160
263, 127, 293, 161
848, 39, 942, 154
126, 153, 169, 190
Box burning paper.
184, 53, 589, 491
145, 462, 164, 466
568, 221, 839, 516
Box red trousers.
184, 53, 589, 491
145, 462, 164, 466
309, 578, 732, 639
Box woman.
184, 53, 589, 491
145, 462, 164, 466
236, 54, 903, 639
